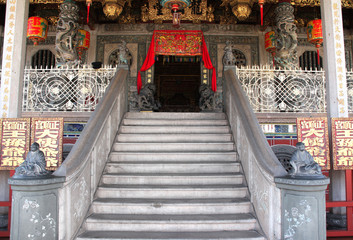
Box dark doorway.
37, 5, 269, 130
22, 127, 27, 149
154, 55, 201, 112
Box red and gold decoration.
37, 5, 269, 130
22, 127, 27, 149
138, 30, 216, 94
332, 118, 353, 170
86, 0, 92, 24
155, 31, 202, 56
27, 16, 48, 45
160, 0, 191, 28
307, 19, 323, 66
259, 0, 265, 26
0, 119, 31, 170
265, 31, 276, 67
296, 118, 330, 170
31, 118, 63, 171
77, 29, 91, 60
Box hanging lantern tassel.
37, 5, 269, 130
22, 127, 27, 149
86, 0, 92, 24
259, 0, 265, 26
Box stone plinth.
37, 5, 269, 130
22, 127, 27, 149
8, 176, 65, 240
275, 176, 330, 240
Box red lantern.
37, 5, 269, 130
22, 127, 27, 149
27, 17, 48, 45
265, 31, 276, 67
259, 0, 265, 26
307, 19, 323, 66
77, 29, 90, 60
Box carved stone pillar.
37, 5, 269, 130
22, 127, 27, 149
274, 0, 298, 69
55, 0, 79, 67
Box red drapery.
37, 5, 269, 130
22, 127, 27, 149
137, 30, 216, 94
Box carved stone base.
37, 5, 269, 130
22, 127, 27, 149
275, 177, 330, 240
8, 176, 65, 240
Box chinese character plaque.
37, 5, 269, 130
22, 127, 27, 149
332, 118, 353, 170
297, 118, 330, 170
31, 118, 63, 171
0, 118, 31, 170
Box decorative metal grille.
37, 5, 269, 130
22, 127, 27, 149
236, 66, 326, 113
22, 66, 117, 112
347, 70, 353, 112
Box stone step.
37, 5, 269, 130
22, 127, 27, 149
84, 213, 257, 232
119, 125, 230, 134
101, 172, 244, 185
125, 112, 227, 120
91, 198, 252, 215
112, 142, 235, 152
77, 230, 265, 240
109, 152, 238, 162
116, 133, 233, 143
104, 162, 240, 174
122, 119, 229, 126
96, 184, 248, 199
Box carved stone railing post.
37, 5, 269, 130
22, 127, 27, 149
275, 177, 330, 240
8, 176, 65, 240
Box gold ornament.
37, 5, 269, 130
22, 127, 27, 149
102, 0, 126, 20
232, 3, 252, 21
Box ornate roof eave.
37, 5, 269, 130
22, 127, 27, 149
0, 0, 351, 9
267, 0, 352, 8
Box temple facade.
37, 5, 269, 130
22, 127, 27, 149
0, 0, 353, 239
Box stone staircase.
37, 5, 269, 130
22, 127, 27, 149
76, 112, 265, 240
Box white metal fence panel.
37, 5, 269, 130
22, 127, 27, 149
22, 66, 117, 112
236, 66, 326, 113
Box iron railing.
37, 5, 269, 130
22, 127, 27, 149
22, 66, 117, 112
236, 66, 327, 113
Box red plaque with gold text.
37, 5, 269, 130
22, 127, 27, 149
297, 118, 330, 170
0, 118, 31, 170
332, 118, 353, 170
31, 118, 63, 171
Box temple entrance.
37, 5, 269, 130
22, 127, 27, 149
154, 55, 201, 112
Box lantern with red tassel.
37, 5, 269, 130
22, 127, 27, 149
265, 31, 276, 67
27, 16, 48, 45
86, 0, 92, 24
307, 19, 323, 66
259, 0, 265, 26
77, 29, 90, 60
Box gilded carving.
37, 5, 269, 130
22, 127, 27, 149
141, 0, 214, 24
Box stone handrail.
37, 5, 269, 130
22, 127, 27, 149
53, 66, 129, 239
223, 67, 287, 239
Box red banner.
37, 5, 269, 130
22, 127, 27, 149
0, 118, 31, 170
31, 118, 63, 171
297, 118, 330, 170
332, 118, 353, 170
155, 30, 202, 56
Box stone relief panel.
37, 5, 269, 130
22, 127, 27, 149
19, 195, 57, 240
104, 43, 138, 77
283, 196, 317, 240
70, 167, 91, 235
